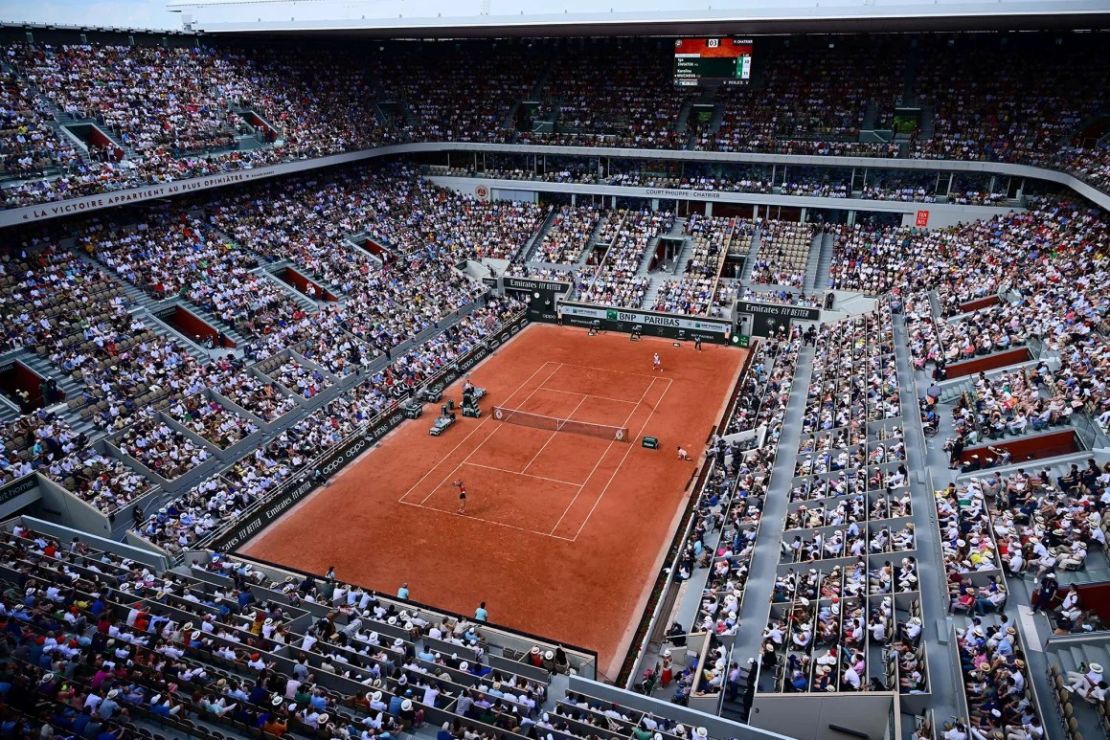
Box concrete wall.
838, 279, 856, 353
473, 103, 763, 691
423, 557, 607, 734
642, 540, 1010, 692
6, 140, 1109, 229
15, 515, 170, 569
0, 474, 42, 520
568, 675, 792, 740
749, 692, 896, 740
33, 474, 112, 537
429, 175, 1023, 227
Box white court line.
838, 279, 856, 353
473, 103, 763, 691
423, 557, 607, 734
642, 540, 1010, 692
569, 377, 674, 540
418, 363, 564, 505
398, 499, 576, 542
505, 362, 565, 410
398, 360, 554, 504
538, 387, 640, 406
550, 360, 666, 383
459, 461, 585, 488
519, 393, 590, 476
547, 377, 666, 535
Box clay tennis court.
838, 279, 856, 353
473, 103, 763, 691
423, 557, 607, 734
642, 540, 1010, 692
241, 323, 746, 678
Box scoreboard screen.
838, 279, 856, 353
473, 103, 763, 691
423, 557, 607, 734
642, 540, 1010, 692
674, 38, 753, 86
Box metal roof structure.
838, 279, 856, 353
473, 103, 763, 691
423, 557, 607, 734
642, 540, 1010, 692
166, 0, 1110, 36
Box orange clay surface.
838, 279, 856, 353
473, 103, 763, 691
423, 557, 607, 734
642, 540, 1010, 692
241, 323, 746, 678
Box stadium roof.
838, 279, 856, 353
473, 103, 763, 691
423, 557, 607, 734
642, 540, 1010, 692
167, 0, 1110, 36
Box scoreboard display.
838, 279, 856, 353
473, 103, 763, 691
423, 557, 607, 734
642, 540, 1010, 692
674, 38, 753, 86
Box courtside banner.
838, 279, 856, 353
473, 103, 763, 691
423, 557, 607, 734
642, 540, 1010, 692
502, 277, 573, 294
558, 302, 732, 336
735, 300, 821, 321
212, 315, 528, 551
486, 313, 528, 351
424, 314, 527, 393
213, 406, 405, 551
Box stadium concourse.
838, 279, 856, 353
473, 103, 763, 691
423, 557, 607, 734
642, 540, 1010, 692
0, 13, 1108, 740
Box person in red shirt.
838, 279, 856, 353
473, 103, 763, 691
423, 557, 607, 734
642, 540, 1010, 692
454, 480, 467, 514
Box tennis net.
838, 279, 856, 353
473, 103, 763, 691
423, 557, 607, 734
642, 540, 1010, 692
491, 405, 629, 442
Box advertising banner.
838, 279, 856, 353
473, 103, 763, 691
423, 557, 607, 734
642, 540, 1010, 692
736, 300, 821, 337
557, 302, 732, 342
212, 315, 528, 551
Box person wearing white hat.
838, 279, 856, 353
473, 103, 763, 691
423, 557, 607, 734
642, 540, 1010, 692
1066, 661, 1104, 697
368, 690, 388, 712
399, 697, 420, 729
98, 690, 121, 719
660, 649, 674, 687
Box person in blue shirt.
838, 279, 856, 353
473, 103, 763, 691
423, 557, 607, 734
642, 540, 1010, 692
248, 684, 268, 706
96, 725, 121, 740
71, 708, 93, 735
397, 582, 409, 600
474, 602, 488, 622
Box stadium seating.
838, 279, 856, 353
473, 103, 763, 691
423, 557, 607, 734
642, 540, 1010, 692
748, 221, 815, 289
652, 216, 753, 316
2, 26, 1110, 740
0, 520, 604, 740
1, 32, 1108, 208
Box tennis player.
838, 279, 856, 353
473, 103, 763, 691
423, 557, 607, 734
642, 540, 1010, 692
454, 479, 468, 514
652, 352, 663, 373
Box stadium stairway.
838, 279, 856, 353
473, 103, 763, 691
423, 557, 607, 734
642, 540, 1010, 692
901, 41, 922, 105
575, 215, 609, 268
718, 664, 758, 724
14, 352, 103, 442
800, 230, 825, 293
640, 278, 666, 310
0, 396, 19, 426
68, 247, 154, 309
255, 267, 321, 313
676, 98, 694, 135
918, 106, 936, 142
264, 259, 346, 306
665, 239, 696, 278
808, 231, 835, 293
889, 312, 963, 725
706, 96, 727, 135
728, 344, 815, 687
861, 101, 879, 132
162, 298, 251, 354
71, 247, 248, 361
636, 232, 669, 276
502, 98, 523, 131
518, 207, 557, 263
739, 227, 762, 283
1045, 642, 1110, 740
140, 311, 217, 366
15, 351, 86, 410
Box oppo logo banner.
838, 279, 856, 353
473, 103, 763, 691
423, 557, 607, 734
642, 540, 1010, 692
213, 409, 405, 550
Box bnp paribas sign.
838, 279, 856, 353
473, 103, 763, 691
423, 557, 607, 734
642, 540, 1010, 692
561, 302, 729, 334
